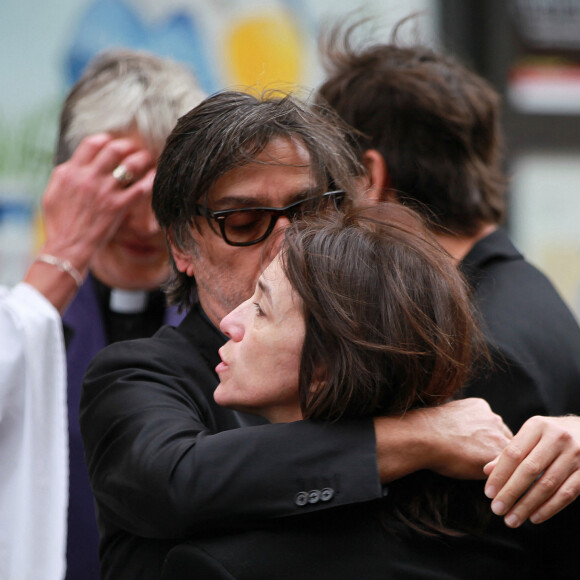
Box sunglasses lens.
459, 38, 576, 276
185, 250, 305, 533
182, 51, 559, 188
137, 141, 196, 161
219, 191, 344, 246
223, 210, 271, 245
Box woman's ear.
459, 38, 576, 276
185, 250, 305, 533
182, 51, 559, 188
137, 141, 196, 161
309, 366, 327, 395
362, 149, 395, 203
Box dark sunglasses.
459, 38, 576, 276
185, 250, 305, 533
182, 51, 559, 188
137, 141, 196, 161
193, 189, 345, 247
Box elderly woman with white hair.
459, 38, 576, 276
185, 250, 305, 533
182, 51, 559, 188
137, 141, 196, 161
48, 48, 203, 579
0, 47, 203, 579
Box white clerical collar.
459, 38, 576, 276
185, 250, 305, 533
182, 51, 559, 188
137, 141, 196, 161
109, 288, 148, 314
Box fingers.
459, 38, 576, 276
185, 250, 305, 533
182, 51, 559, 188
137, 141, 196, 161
49, 135, 153, 200
483, 457, 498, 476
484, 416, 580, 527
41, 134, 157, 267
67, 135, 155, 206
108, 149, 156, 191
69, 133, 155, 186
484, 421, 543, 501
114, 168, 156, 210
504, 452, 579, 526
68, 133, 113, 165
93, 137, 154, 181
528, 470, 580, 524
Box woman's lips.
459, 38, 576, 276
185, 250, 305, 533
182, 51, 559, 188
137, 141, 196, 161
216, 349, 229, 375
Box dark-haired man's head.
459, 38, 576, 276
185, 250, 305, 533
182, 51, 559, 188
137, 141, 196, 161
152, 90, 365, 324
316, 20, 506, 243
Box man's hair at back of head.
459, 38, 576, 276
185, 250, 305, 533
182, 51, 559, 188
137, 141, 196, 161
56, 49, 205, 164
152, 89, 366, 310
316, 17, 506, 236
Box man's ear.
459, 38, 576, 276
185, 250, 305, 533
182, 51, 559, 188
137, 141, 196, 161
170, 239, 195, 277
362, 149, 394, 203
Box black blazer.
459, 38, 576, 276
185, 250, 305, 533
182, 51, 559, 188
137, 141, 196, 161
460, 229, 580, 430
162, 499, 541, 580
80, 303, 381, 580
458, 229, 580, 578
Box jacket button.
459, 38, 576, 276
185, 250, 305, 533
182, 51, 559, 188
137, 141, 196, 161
320, 488, 335, 502
307, 490, 321, 504
295, 491, 308, 506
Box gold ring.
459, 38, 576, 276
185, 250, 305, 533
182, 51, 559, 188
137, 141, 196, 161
112, 164, 134, 186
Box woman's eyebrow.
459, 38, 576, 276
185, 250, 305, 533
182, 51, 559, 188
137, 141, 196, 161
258, 279, 272, 304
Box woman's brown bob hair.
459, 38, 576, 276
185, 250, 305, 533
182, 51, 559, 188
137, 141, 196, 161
280, 203, 488, 535
280, 202, 480, 422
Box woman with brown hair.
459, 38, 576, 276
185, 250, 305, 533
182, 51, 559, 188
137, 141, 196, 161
162, 203, 535, 579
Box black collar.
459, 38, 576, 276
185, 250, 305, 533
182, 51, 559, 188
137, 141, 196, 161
460, 229, 523, 283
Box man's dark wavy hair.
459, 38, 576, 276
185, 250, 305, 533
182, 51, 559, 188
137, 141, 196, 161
152, 90, 365, 310
317, 18, 506, 236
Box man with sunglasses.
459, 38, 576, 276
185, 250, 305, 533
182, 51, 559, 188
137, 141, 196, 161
193, 189, 344, 247
80, 91, 513, 580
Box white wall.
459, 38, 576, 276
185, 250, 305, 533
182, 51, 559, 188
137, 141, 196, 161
1, 0, 86, 122
511, 153, 580, 320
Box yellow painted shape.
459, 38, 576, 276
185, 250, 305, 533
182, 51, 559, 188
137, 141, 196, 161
226, 11, 304, 90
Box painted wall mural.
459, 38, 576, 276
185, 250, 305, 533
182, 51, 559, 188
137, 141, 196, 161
0, 0, 435, 285
65, 0, 317, 92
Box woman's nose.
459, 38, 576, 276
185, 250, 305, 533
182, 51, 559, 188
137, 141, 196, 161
220, 300, 248, 341
275, 214, 292, 232
269, 215, 292, 251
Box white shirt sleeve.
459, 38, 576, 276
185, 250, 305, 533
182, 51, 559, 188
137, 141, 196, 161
0, 283, 68, 580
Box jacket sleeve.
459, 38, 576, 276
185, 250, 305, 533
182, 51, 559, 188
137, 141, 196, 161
80, 335, 381, 540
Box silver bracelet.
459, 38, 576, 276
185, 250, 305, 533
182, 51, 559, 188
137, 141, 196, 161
35, 254, 84, 287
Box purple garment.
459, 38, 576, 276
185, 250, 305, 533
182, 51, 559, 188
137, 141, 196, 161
62, 275, 184, 580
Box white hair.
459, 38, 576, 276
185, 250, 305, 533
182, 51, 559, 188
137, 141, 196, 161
57, 49, 205, 162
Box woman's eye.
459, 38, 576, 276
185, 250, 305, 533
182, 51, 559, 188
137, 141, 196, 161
253, 302, 265, 317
